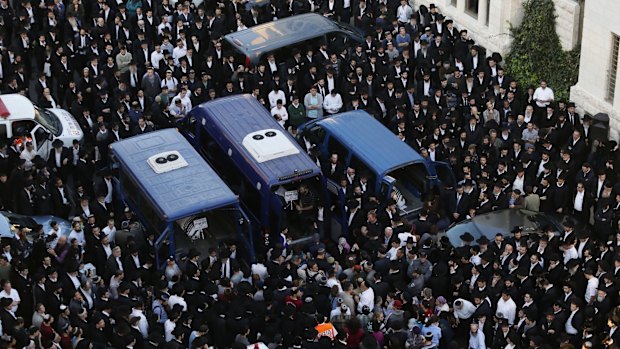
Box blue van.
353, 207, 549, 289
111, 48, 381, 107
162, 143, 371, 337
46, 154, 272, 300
178, 95, 324, 238
298, 111, 455, 228
110, 129, 254, 265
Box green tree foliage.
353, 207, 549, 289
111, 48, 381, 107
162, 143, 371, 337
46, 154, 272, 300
505, 0, 580, 100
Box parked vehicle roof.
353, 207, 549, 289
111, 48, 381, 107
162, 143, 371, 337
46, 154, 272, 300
189, 94, 322, 188
224, 13, 365, 63
110, 129, 239, 221
0, 94, 36, 121
306, 111, 429, 178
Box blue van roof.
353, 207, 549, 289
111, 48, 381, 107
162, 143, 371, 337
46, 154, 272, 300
190, 94, 322, 188
110, 129, 238, 221
224, 14, 364, 64
313, 111, 427, 177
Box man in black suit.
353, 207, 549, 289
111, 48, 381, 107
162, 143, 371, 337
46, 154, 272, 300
16, 180, 36, 216
465, 117, 483, 146
476, 192, 493, 214
0, 297, 17, 337
211, 250, 240, 280
53, 54, 73, 104
323, 153, 345, 182
448, 184, 470, 222
47, 140, 73, 181
123, 243, 143, 281
12, 264, 33, 323
345, 200, 365, 235
370, 272, 390, 301
538, 178, 555, 214
490, 183, 509, 211
564, 300, 584, 346
553, 175, 570, 214
206, 12, 227, 41
91, 193, 112, 228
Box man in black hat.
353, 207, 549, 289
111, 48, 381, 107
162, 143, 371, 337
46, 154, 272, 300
456, 232, 474, 257
0, 297, 17, 336
47, 139, 72, 181
123, 242, 144, 281
16, 179, 35, 216
540, 308, 562, 343
185, 248, 201, 277
489, 182, 508, 211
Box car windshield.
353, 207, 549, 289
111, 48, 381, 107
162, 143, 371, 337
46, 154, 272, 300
34, 106, 62, 136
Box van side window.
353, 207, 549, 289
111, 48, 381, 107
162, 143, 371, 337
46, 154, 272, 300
326, 135, 349, 164
349, 155, 375, 185
12, 120, 35, 137
0, 124, 7, 141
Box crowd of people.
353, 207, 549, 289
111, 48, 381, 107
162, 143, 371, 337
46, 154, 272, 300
0, 0, 619, 347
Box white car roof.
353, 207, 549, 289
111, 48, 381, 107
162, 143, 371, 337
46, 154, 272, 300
0, 94, 35, 121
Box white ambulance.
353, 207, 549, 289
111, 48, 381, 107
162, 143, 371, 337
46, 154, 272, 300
0, 94, 83, 159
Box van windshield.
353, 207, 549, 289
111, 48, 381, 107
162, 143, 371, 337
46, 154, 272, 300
34, 107, 62, 137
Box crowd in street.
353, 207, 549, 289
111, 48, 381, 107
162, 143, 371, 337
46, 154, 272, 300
0, 0, 619, 348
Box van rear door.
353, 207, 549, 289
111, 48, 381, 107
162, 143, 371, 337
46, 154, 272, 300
434, 161, 456, 189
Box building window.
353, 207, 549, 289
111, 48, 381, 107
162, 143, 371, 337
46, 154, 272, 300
450, 0, 457, 6
607, 34, 620, 102
485, 0, 491, 25
466, 0, 479, 18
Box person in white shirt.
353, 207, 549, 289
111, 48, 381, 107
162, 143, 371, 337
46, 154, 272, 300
573, 182, 587, 220
397, 229, 414, 247
468, 323, 486, 349
169, 97, 187, 118
496, 291, 517, 325
101, 218, 117, 244
271, 100, 289, 127
130, 303, 149, 338
452, 298, 476, 320
396, 0, 413, 23
584, 269, 599, 304
251, 262, 268, 281
356, 281, 374, 313
562, 240, 579, 265
171, 39, 187, 66
330, 303, 352, 322
164, 317, 177, 342
386, 240, 400, 260
68, 221, 85, 246
19, 142, 36, 171
323, 90, 343, 114
150, 45, 164, 68
0, 280, 20, 313
268, 87, 286, 109
167, 289, 187, 312
157, 16, 172, 36
161, 71, 179, 97
174, 88, 192, 111
533, 80, 554, 109
46, 221, 62, 249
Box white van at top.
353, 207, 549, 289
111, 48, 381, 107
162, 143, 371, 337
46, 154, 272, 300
0, 94, 83, 159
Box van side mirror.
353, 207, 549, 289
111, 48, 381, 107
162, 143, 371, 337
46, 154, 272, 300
48, 133, 54, 141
